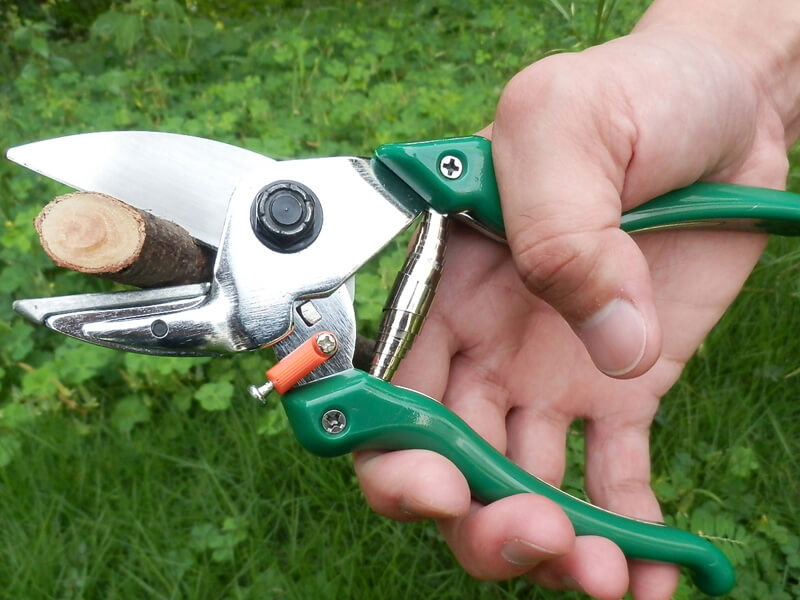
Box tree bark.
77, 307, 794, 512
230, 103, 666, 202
34, 192, 214, 288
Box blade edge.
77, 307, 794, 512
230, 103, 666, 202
7, 131, 276, 247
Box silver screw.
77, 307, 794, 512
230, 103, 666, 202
316, 332, 338, 355
439, 155, 463, 180
321, 409, 346, 434
248, 381, 274, 403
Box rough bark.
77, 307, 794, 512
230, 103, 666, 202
34, 191, 213, 287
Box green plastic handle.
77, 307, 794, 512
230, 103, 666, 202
374, 136, 800, 238
283, 369, 735, 596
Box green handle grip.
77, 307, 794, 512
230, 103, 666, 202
375, 136, 800, 237
283, 369, 735, 596
341, 134, 800, 595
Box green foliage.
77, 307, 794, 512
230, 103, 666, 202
189, 517, 249, 563
0, 0, 569, 462
0, 1, 799, 599
111, 395, 151, 433
194, 381, 234, 411
0, 0, 115, 41
0, 434, 22, 468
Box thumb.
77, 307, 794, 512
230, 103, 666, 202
488, 62, 661, 378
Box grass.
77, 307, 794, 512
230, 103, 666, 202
652, 237, 800, 597
0, 401, 527, 600
1, 0, 800, 599
2, 239, 800, 600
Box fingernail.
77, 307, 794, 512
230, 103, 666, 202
561, 575, 582, 591
501, 539, 561, 566
577, 298, 646, 376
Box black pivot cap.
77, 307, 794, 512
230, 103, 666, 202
251, 180, 322, 252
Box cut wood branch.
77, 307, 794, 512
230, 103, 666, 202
35, 192, 214, 288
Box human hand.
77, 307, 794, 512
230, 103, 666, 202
355, 5, 798, 599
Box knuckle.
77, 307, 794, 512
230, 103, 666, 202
451, 519, 502, 580
353, 458, 397, 516
748, 147, 790, 189
586, 475, 655, 514
458, 545, 500, 581
513, 229, 600, 306
495, 54, 636, 176
604, 476, 652, 498
496, 54, 584, 126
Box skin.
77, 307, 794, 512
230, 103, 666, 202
355, 3, 800, 599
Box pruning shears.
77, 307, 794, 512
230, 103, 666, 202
8, 132, 800, 595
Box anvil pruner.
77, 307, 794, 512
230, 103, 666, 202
9, 131, 800, 595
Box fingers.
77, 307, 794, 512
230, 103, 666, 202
438, 495, 575, 580
355, 351, 513, 522
584, 414, 680, 600
438, 496, 630, 599
505, 405, 571, 487
441, 353, 511, 452
491, 54, 661, 379
354, 295, 467, 520
391, 307, 454, 400
528, 536, 630, 600
353, 449, 470, 521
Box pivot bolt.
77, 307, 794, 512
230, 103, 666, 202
251, 180, 322, 252
321, 409, 346, 434
439, 155, 463, 179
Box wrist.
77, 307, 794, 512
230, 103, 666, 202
634, 0, 800, 145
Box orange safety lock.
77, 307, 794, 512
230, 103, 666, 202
265, 331, 338, 394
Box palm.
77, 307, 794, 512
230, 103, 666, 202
408, 224, 765, 493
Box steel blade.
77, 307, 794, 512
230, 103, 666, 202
6, 131, 275, 248
13, 283, 210, 325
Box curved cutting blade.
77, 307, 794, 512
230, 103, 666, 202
6, 131, 275, 248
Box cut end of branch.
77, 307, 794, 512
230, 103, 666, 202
34, 191, 214, 288
35, 192, 146, 273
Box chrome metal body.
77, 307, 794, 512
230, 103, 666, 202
13, 283, 209, 325
453, 211, 507, 244
273, 285, 356, 384
15, 284, 215, 356
370, 211, 449, 381
9, 132, 423, 357
249, 283, 357, 399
